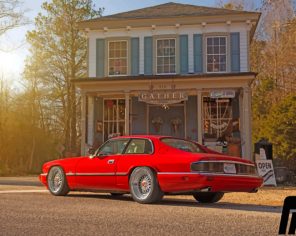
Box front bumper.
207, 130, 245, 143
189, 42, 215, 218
157, 172, 263, 193
39, 173, 48, 187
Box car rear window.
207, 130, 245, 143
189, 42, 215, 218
161, 138, 205, 153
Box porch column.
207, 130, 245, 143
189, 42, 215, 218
197, 89, 203, 144
242, 86, 252, 160
81, 93, 86, 155
125, 92, 130, 135
87, 95, 94, 147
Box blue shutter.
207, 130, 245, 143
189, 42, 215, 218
144, 37, 153, 75
131, 38, 139, 76
193, 34, 203, 73
96, 39, 105, 77
230, 32, 240, 72
179, 35, 189, 74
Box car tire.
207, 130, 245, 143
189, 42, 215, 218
129, 167, 164, 204
193, 192, 224, 203
47, 166, 70, 196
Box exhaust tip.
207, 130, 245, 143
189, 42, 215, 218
200, 187, 211, 192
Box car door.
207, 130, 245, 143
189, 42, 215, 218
116, 138, 155, 188
75, 138, 130, 190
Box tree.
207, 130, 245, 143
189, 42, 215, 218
25, 0, 102, 156
0, 0, 27, 36
216, 0, 256, 11
265, 95, 296, 159
250, 1, 296, 160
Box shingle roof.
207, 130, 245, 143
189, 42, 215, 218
88, 2, 258, 21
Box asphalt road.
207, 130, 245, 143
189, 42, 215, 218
0, 178, 282, 236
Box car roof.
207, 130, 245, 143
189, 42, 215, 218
111, 135, 167, 140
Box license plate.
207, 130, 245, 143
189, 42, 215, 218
224, 163, 236, 174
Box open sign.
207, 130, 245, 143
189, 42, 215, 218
256, 160, 277, 186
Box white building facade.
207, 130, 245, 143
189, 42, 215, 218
75, 3, 260, 160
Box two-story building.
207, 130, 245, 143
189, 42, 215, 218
75, 2, 260, 160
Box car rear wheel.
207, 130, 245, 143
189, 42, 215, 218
193, 192, 224, 203
47, 166, 69, 196
129, 167, 163, 204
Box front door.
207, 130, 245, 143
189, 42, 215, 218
75, 138, 129, 190
149, 104, 185, 138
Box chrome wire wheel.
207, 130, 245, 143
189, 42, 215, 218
129, 167, 164, 204
48, 167, 63, 193
47, 166, 69, 196
132, 173, 152, 200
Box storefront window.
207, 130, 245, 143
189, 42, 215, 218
203, 97, 232, 139
156, 38, 176, 74
202, 92, 241, 157
108, 41, 128, 76
206, 36, 226, 72
103, 99, 125, 141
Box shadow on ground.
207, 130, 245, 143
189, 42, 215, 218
66, 193, 282, 214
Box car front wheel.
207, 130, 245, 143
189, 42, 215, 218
47, 166, 69, 196
129, 167, 163, 204
193, 192, 224, 203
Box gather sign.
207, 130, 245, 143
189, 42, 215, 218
138, 90, 188, 105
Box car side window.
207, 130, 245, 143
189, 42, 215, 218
99, 139, 129, 155
124, 139, 153, 154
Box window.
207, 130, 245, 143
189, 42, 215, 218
202, 97, 233, 139
108, 41, 128, 76
156, 39, 176, 74
161, 138, 204, 153
125, 139, 153, 154
98, 139, 129, 155
103, 99, 125, 141
206, 36, 227, 72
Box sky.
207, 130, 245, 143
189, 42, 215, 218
0, 0, 260, 86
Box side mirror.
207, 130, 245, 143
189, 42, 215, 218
88, 147, 96, 158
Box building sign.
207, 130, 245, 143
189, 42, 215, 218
138, 90, 188, 105
256, 160, 277, 186
210, 90, 236, 98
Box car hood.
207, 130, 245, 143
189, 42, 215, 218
42, 156, 88, 174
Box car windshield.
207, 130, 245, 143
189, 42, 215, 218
161, 138, 205, 153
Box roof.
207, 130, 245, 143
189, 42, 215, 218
72, 72, 257, 83
85, 2, 259, 22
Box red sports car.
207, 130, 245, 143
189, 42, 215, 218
39, 135, 263, 204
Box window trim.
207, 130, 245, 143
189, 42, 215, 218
155, 38, 177, 75
123, 138, 155, 155
205, 36, 227, 73
107, 40, 129, 77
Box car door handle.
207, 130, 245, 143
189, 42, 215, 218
107, 159, 115, 164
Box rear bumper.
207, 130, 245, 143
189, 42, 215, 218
157, 172, 263, 193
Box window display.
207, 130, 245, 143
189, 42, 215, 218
103, 99, 125, 141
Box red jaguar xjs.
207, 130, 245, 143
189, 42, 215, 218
39, 135, 263, 204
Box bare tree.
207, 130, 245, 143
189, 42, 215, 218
215, 0, 256, 11
0, 0, 27, 36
